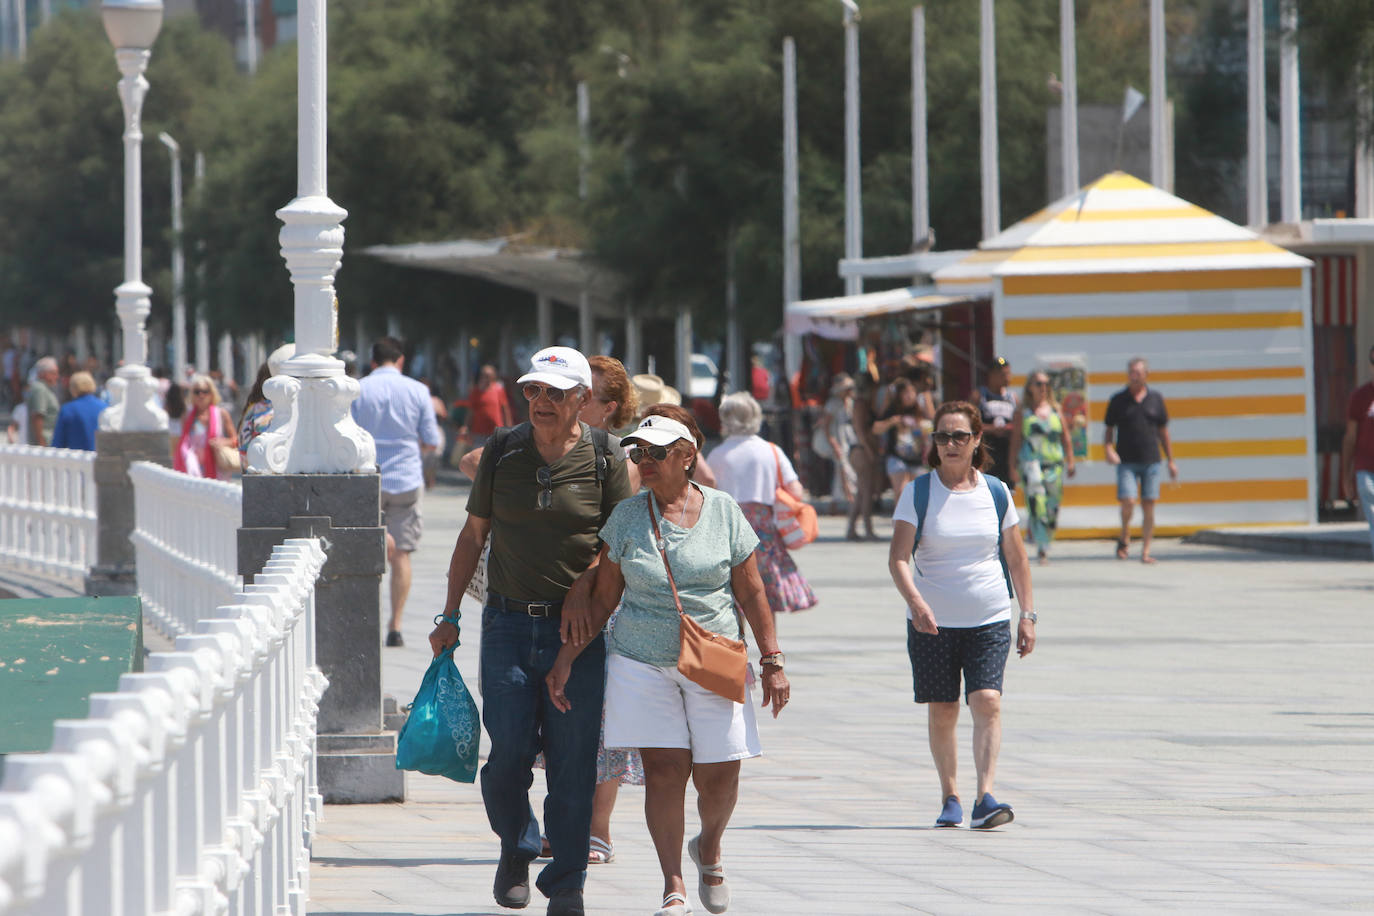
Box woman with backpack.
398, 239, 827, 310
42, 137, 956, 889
886, 400, 1037, 831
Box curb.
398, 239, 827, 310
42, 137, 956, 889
1188, 528, 1371, 561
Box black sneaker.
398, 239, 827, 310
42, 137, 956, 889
547, 888, 585, 916
386, 630, 404, 647
494, 852, 531, 909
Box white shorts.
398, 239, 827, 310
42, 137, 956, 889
603, 653, 762, 764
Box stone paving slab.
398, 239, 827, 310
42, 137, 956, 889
309, 482, 1374, 915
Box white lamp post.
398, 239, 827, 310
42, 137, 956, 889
158, 131, 187, 383
99, 0, 168, 433
248, 0, 374, 474
839, 0, 862, 297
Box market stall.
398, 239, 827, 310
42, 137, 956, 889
934, 171, 1316, 536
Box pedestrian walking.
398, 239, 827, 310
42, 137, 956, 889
1340, 344, 1374, 559
816, 374, 858, 506
429, 346, 633, 916
352, 337, 441, 647
545, 409, 789, 916
238, 344, 294, 464
25, 356, 61, 447
1103, 358, 1178, 564
873, 377, 929, 501
1009, 370, 1076, 564
972, 356, 1018, 490
50, 372, 106, 451
887, 400, 1037, 830
174, 374, 238, 480
846, 370, 882, 540
709, 392, 817, 616
462, 364, 514, 450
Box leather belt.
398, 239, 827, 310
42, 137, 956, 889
490, 593, 563, 618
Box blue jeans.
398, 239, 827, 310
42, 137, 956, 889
1116, 461, 1163, 502
478, 601, 605, 896
1357, 471, 1374, 560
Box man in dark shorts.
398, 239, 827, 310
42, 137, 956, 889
974, 357, 1018, 488
1340, 344, 1374, 559
1104, 357, 1178, 564
429, 346, 632, 916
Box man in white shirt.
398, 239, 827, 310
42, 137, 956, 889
352, 337, 441, 646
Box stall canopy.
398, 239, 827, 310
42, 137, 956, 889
785, 286, 975, 340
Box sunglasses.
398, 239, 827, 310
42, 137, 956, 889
932, 430, 974, 447
625, 444, 673, 465
1029, 379, 1048, 387
191, 388, 212, 395
536, 466, 553, 510
523, 383, 571, 403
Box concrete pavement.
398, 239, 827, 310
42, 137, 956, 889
309, 480, 1374, 915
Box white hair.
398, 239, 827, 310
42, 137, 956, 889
34, 356, 58, 376
719, 392, 763, 437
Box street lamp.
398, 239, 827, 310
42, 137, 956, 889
838, 0, 862, 297
99, 0, 168, 432
159, 131, 187, 384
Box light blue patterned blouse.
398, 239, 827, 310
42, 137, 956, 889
601, 485, 760, 668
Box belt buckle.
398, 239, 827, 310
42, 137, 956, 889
525, 602, 554, 618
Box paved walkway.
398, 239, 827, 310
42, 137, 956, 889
308, 481, 1374, 915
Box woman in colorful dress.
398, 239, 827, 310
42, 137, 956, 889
708, 392, 818, 616
1009, 370, 1076, 565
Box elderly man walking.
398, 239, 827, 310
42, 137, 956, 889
1104, 357, 1178, 564
429, 346, 632, 916
351, 336, 441, 647
25, 356, 61, 447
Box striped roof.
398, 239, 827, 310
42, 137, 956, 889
934, 172, 1309, 293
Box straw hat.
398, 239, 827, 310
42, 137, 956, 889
632, 373, 682, 408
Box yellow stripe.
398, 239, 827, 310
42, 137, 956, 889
1048, 478, 1309, 507
1007, 240, 1285, 262
1085, 438, 1308, 461
1002, 268, 1303, 296
1088, 395, 1305, 421
1088, 173, 1156, 191
1012, 366, 1304, 386
1006, 311, 1303, 335
1051, 206, 1211, 223
1050, 521, 1305, 540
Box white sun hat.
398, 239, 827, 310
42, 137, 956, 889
624, 414, 694, 448
518, 346, 593, 390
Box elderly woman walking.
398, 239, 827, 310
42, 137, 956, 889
547, 406, 790, 916
1009, 370, 1076, 564
707, 393, 817, 616
888, 401, 1037, 830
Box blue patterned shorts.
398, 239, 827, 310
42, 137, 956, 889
906, 620, 1011, 704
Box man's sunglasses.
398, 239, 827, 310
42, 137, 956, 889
932, 430, 974, 446
536, 466, 553, 509
523, 383, 572, 403
625, 444, 673, 465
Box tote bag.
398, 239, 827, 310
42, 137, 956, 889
395, 646, 480, 782
771, 446, 818, 550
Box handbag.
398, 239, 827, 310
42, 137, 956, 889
210, 408, 240, 472
771, 446, 818, 550
395, 645, 480, 782
464, 543, 490, 602
648, 492, 748, 704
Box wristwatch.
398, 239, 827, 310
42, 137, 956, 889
759, 652, 785, 670
1019, 612, 1038, 624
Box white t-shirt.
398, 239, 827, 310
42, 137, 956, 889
892, 471, 1019, 628
707, 434, 798, 505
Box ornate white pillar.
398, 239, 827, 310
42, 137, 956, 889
248, 0, 374, 475
98, 1, 168, 434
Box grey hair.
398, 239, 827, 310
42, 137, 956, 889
719, 392, 763, 437
34, 356, 58, 375
1127, 356, 1148, 372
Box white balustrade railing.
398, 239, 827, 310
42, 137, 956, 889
129, 460, 243, 639
0, 444, 97, 586
0, 537, 328, 916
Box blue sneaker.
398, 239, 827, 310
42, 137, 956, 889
970, 793, 1014, 829
935, 795, 962, 827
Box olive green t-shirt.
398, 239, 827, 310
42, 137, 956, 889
466, 422, 633, 601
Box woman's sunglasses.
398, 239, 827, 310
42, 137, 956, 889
625, 444, 673, 465
932, 430, 974, 447
523, 383, 571, 403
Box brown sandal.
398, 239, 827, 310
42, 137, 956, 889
1115, 538, 1129, 560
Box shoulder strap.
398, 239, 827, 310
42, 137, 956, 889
910, 472, 932, 553
985, 474, 1015, 598
590, 424, 610, 485
646, 492, 685, 621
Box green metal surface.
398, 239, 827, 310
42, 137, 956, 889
0, 596, 143, 758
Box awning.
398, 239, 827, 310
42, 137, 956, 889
785, 286, 977, 340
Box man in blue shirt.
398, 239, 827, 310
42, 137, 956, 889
351, 337, 441, 646
51, 371, 106, 451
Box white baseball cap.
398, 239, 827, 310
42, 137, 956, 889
623, 415, 695, 448
518, 346, 592, 390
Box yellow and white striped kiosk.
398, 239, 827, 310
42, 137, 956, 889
933, 172, 1316, 536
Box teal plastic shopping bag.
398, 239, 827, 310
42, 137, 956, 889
395, 646, 480, 783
